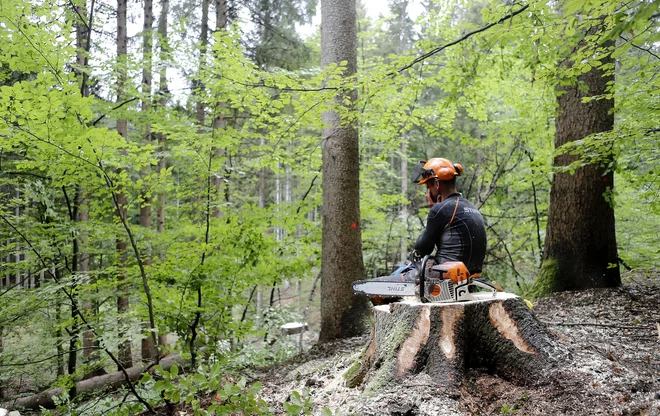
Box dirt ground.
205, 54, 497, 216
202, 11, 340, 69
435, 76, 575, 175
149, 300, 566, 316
257, 272, 660, 415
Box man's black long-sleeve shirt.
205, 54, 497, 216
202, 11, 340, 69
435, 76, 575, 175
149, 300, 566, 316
414, 193, 487, 274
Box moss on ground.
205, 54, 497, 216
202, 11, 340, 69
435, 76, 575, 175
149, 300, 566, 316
343, 359, 364, 388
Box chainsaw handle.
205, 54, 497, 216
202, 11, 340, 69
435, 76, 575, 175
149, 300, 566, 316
419, 255, 430, 302
470, 278, 499, 294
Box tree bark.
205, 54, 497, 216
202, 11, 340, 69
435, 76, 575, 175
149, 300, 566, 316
319, 0, 369, 342
346, 294, 567, 391
539, 36, 619, 293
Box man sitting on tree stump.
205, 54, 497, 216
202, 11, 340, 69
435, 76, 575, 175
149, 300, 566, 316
363, 158, 488, 306
411, 157, 487, 275
350, 162, 563, 388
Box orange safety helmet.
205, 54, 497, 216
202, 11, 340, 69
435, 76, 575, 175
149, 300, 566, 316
411, 158, 463, 185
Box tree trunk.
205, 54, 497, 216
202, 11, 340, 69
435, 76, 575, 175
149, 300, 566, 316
538, 37, 619, 293
140, 0, 156, 364
156, 0, 168, 347
215, 0, 226, 34
156, 0, 168, 237
0, 326, 4, 400
67, 189, 81, 399
80, 192, 106, 379
73, 4, 102, 378
319, 0, 369, 342
345, 294, 567, 391
211, 0, 227, 217
55, 288, 65, 376
116, 0, 132, 370
116, 193, 132, 369
195, 0, 209, 128
400, 137, 408, 263
256, 139, 265, 325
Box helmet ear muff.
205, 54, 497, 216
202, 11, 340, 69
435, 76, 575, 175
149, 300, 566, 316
453, 164, 463, 176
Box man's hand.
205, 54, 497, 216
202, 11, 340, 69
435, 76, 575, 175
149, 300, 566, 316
426, 189, 436, 208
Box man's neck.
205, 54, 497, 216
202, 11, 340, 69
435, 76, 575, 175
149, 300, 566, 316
440, 188, 459, 202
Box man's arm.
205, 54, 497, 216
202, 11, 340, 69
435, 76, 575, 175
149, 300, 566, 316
414, 202, 452, 255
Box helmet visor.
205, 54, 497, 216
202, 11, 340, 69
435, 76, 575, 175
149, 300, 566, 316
411, 161, 435, 184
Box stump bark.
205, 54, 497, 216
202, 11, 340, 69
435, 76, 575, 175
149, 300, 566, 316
345, 293, 567, 391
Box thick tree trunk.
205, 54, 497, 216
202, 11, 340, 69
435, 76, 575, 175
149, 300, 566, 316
9, 354, 186, 410
539, 37, 619, 293
346, 294, 567, 391
319, 0, 369, 342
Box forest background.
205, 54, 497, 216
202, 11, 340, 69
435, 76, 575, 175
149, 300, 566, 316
0, 0, 658, 413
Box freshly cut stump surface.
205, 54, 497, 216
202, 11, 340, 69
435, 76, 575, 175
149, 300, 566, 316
347, 293, 567, 391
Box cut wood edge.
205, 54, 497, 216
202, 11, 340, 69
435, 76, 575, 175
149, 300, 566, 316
396, 306, 430, 377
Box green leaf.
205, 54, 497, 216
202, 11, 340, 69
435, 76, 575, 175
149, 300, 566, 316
248, 381, 262, 395
153, 380, 168, 393
284, 403, 302, 415
237, 376, 247, 389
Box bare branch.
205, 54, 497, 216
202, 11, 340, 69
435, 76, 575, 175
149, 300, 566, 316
394, 4, 530, 74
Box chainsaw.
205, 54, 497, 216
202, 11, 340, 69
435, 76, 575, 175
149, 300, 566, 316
352, 255, 500, 303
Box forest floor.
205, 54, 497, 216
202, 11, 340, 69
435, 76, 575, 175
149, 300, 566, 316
254, 271, 660, 416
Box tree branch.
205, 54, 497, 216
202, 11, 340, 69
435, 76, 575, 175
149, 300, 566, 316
394, 4, 530, 75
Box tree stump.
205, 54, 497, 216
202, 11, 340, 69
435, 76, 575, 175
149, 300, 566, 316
345, 293, 568, 391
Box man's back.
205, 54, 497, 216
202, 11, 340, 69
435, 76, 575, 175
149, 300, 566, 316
414, 193, 487, 274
